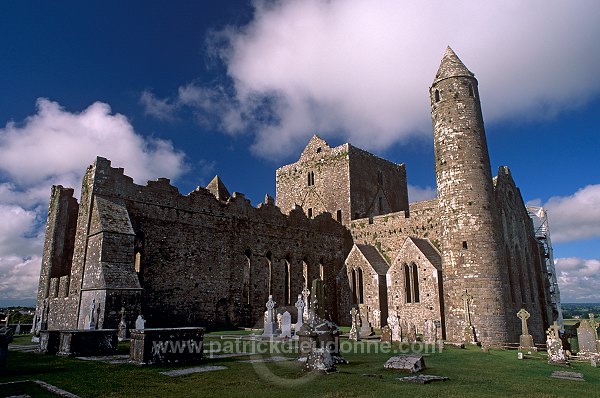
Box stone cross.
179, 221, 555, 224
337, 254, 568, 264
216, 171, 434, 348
294, 294, 304, 332
266, 295, 276, 321
262, 295, 277, 336
548, 321, 561, 340
461, 291, 473, 326
301, 287, 310, 322
517, 309, 530, 335
87, 299, 96, 330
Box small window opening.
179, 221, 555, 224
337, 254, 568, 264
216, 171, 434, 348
308, 208, 313, 218
134, 252, 142, 273
316, 147, 322, 153
377, 170, 383, 185
434, 89, 440, 102
307, 171, 315, 186
468, 84, 474, 97
462, 241, 468, 250
336, 209, 342, 222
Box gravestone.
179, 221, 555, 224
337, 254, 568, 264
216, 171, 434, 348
87, 299, 96, 330
546, 321, 567, 364
262, 295, 277, 337
380, 325, 392, 343
359, 304, 373, 336
294, 294, 304, 334
297, 279, 346, 372
387, 314, 401, 342
277, 313, 283, 332
281, 311, 292, 338
517, 308, 536, 352
405, 322, 417, 343
135, 315, 146, 330
349, 308, 360, 341
423, 319, 437, 344
118, 307, 127, 341
15, 322, 21, 335
384, 355, 425, 373
302, 287, 310, 322
576, 313, 599, 359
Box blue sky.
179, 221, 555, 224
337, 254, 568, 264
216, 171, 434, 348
1, 0, 599, 306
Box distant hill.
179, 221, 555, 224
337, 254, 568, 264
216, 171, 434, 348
561, 303, 600, 319
0, 298, 36, 308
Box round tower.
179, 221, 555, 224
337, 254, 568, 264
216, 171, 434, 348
430, 47, 511, 343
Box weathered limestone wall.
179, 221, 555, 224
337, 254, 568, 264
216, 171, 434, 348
494, 166, 551, 342
347, 145, 408, 220
276, 136, 352, 224
276, 135, 408, 226
36, 185, 79, 330
431, 48, 512, 343
43, 157, 353, 330
387, 238, 443, 336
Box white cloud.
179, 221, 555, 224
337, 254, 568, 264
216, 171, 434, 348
555, 257, 600, 302
148, 0, 600, 159
408, 184, 437, 203
140, 90, 177, 121
0, 99, 187, 300
529, 184, 600, 243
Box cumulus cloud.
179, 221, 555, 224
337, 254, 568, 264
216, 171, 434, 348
528, 184, 600, 243
408, 184, 437, 203
0, 99, 187, 301
147, 0, 600, 159
555, 257, 600, 302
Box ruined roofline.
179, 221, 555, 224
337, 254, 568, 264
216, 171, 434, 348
276, 137, 405, 174
77, 156, 345, 229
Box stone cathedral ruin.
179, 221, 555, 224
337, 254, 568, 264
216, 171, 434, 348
34, 48, 559, 345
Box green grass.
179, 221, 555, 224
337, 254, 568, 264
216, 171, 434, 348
2, 336, 599, 398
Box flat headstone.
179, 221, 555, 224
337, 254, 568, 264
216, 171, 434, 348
398, 375, 449, 384
160, 365, 227, 376
384, 355, 425, 373
551, 371, 584, 381
238, 356, 292, 363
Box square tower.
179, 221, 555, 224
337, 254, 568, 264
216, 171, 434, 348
276, 135, 409, 225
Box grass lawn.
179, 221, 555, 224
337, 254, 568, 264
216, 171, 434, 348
2, 334, 599, 398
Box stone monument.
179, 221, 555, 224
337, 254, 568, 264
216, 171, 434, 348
372, 309, 381, 329
349, 307, 360, 341
294, 294, 304, 335
135, 315, 145, 330
118, 307, 127, 341
546, 321, 567, 364
359, 304, 374, 336
262, 295, 278, 337
281, 311, 292, 338
301, 287, 310, 322
87, 299, 96, 330
517, 308, 536, 352
388, 313, 401, 342
576, 313, 599, 359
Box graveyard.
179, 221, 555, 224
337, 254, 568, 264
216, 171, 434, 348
1, 331, 599, 398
